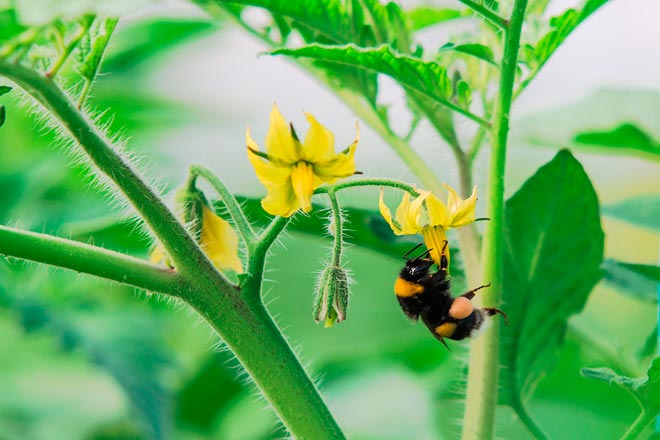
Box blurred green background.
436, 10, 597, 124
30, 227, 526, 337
1, 1, 659, 439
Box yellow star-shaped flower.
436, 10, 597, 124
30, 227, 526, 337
247, 105, 359, 217
379, 184, 478, 266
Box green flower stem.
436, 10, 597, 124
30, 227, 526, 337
209, 4, 483, 285
621, 410, 655, 440
462, 2, 528, 440
242, 215, 290, 297
457, 0, 509, 29
316, 178, 419, 196
512, 397, 548, 440
0, 62, 345, 439
46, 15, 95, 78
0, 224, 186, 295
189, 164, 256, 244
326, 189, 344, 267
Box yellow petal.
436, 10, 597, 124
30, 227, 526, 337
379, 189, 402, 235
313, 140, 357, 183
424, 191, 452, 227
421, 226, 449, 267
302, 112, 335, 163
150, 242, 173, 268
445, 183, 477, 227
261, 179, 300, 217
265, 104, 300, 163
290, 161, 315, 212
200, 205, 243, 273
397, 192, 424, 234
247, 129, 291, 188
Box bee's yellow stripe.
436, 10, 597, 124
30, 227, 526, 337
434, 322, 457, 338
394, 278, 425, 298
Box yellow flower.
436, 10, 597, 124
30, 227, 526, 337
247, 104, 359, 217
199, 205, 243, 273
379, 184, 478, 266
151, 193, 243, 274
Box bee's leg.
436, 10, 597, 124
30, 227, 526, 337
483, 307, 509, 325
439, 240, 449, 272
460, 282, 491, 300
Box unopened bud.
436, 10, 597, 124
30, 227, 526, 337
314, 266, 350, 328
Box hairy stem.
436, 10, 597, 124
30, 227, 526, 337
457, 0, 509, 29
326, 190, 344, 267
461, 2, 528, 440
315, 178, 419, 196
0, 225, 185, 295
0, 62, 224, 284
190, 164, 256, 243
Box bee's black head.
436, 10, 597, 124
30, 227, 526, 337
400, 256, 434, 282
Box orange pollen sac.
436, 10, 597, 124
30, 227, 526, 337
290, 161, 315, 212
449, 297, 474, 319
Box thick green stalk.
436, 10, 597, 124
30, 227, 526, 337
461, 2, 528, 440
185, 291, 345, 439
0, 225, 185, 294
0, 61, 223, 283
0, 62, 344, 439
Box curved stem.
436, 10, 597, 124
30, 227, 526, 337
315, 178, 419, 196
0, 225, 186, 295
190, 164, 256, 243
621, 410, 654, 440
0, 61, 226, 285
457, 0, 509, 29
462, 2, 528, 440
512, 399, 548, 440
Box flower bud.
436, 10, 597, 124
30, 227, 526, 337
314, 265, 350, 328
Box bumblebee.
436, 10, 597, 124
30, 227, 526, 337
395, 242, 507, 348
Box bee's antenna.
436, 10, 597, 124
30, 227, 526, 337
402, 243, 424, 260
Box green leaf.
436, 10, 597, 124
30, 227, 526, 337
78, 17, 119, 82
438, 42, 497, 66
582, 356, 660, 410
522, 0, 609, 73
0, 85, 11, 97
0, 105, 5, 128
603, 259, 658, 303
218, 0, 350, 43
272, 44, 460, 111
406, 7, 465, 31
500, 150, 604, 407
573, 123, 660, 157
103, 18, 218, 72
603, 194, 660, 232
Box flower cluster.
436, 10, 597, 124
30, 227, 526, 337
379, 184, 478, 268
246, 104, 359, 217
